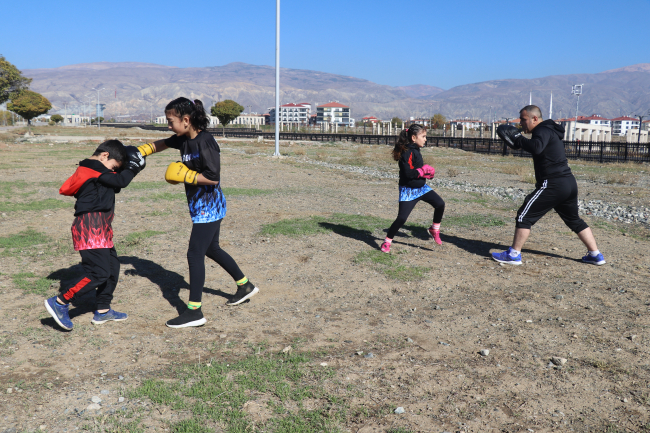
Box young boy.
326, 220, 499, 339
44, 140, 146, 331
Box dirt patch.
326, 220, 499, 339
0, 138, 649, 432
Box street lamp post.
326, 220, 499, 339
273, 0, 281, 157
93, 87, 105, 129
635, 110, 650, 144
571, 84, 583, 141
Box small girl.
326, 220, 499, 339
137, 97, 258, 328
381, 124, 445, 253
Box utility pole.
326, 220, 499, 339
636, 109, 649, 144
273, 0, 281, 157
571, 84, 583, 141
93, 87, 105, 129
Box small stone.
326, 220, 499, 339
6, 388, 12, 394
555, 295, 564, 300
394, 407, 405, 414
479, 349, 490, 356
525, 320, 533, 323
219, 334, 227, 339
86, 403, 101, 411
628, 335, 637, 341
39, 425, 46, 431
551, 357, 567, 366
91, 396, 102, 404
406, 337, 414, 343
552, 247, 558, 251
434, 305, 441, 310
623, 398, 628, 403
101, 390, 109, 395
281, 346, 292, 354
364, 353, 375, 359
355, 351, 364, 356
439, 342, 450, 346
118, 397, 125, 403
320, 362, 328, 366
118, 376, 124, 380
572, 334, 578, 339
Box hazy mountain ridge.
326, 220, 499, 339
23, 62, 650, 121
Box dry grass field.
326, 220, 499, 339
0, 126, 649, 433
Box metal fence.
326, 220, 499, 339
102, 124, 650, 163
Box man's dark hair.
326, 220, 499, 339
93, 139, 126, 162
520, 105, 543, 120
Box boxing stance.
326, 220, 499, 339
381, 124, 445, 253
137, 97, 259, 328
492, 105, 605, 266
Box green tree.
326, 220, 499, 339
432, 113, 447, 129
391, 117, 403, 128
0, 110, 15, 126
211, 100, 244, 136
0, 55, 32, 105
7, 90, 52, 133
50, 114, 63, 124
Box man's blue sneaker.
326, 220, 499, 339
582, 252, 606, 266
92, 309, 128, 325
44, 296, 73, 331
491, 247, 522, 265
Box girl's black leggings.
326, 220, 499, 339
387, 190, 445, 239
187, 220, 245, 303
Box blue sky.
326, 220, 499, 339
3, 0, 649, 89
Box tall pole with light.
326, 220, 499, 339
93, 87, 105, 129
571, 84, 583, 141
273, 0, 281, 156
636, 109, 650, 144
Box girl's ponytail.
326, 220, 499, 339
165, 97, 210, 131
190, 99, 209, 131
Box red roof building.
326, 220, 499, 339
316, 101, 351, 125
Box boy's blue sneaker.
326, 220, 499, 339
92, 309, 128, 325
44, 296, 73, 331
491, 247, 522, 265
582, 252, 606, 266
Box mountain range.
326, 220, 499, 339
23, 62, 650, 121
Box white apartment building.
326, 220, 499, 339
230, 113, 265, 126
316, 102, 351, 126
64, 114, 91, 125
611, 116, 639, 136
449, 119, 484, 129
268, 103, 312, 125
577, 115, 611, 127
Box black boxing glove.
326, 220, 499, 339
496, 124, 522, 149
124, 145, 146, 175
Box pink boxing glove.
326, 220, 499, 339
422, 164, 435, 179
416, 167, 427, 178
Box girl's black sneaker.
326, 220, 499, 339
226, 282, 259, 306
166, 307, 207, 328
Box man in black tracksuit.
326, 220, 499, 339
492, 105, 606, 266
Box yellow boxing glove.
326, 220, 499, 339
165, 162, 199, 185
137, 143, 157, 157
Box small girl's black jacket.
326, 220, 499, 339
398, 144, 426, 188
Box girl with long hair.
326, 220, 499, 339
381, 124, 445, 253
137, 97, 259, 328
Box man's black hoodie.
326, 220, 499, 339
515, 119, 572, 183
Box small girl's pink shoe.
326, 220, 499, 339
380, 242, 391, 253
428, 227, 442, 245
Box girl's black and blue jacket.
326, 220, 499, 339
397, 143, 432, 201
164, 131, 226, 223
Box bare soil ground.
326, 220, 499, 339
0, 127, 649, 433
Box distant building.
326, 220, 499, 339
268, 102, 311, 125
577, 114, 611, 127
230, 113, 265, 126
64, 114, 90, 125
361, 116, 380, 124
643, 120, 650, 131
610, 116, 639, 136
449, 119, 485, 129
317, 102, 351, 126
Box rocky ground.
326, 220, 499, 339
0, 127, 649, 433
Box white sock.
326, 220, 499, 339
509, 248, 520, 257
588, 250, 600, 257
